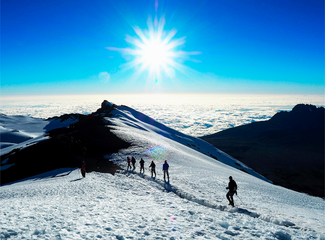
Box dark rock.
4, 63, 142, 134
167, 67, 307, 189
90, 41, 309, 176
95, 100, 117, 114
47, 113, 81, 122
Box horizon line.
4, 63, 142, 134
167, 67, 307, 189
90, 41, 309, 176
1, 92, 324, 98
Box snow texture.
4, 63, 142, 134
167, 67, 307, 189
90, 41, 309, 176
0, 103, 324, 239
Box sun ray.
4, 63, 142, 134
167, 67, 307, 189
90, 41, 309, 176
108, 15, 201, 83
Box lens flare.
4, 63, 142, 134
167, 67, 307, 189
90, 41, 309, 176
107, 15, 200, 83
146, 145, 170, 162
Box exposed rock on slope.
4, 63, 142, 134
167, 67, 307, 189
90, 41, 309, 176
0, 102, 130, 185
201, 104, 324, 198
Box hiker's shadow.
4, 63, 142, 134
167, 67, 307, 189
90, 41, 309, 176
70, 178, 83, 182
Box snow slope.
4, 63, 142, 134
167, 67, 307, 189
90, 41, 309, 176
1, 103, 324, 239
105, 105, 270, 182
0, 114, 79, 158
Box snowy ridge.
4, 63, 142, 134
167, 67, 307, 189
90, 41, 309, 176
106, 105, 270, 182
1, 102, 325, 239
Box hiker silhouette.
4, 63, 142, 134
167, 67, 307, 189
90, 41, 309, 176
127, 157, 131, 171
131, 157, 136, 170
163, 160, 169, 182
149, 160, 156, 177
140, 158, 145, 173
226, 176, 237, 207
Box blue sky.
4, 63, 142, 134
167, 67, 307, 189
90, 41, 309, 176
1, 0, 324, 95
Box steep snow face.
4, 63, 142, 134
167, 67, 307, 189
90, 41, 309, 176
107, 106, 270, 182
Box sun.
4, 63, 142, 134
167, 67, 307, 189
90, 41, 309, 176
107, 16, 200, 82
131, 21, 173, 79
141, 37, 168, 69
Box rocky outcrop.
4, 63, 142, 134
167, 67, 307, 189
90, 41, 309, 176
201, 104, 324, 198
95, 100, 117, 114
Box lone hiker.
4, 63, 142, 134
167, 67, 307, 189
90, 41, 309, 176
149, 160, 156, 178
81, 161, 86, 178
163, 160, 169, 182
131, 156, 136, 170
140, 158, 145, 174
127, 157, 131, 171
226, 176, 237, 207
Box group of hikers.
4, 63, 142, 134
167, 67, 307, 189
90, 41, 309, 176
125, 156, 237, 206
80, 157, 238, 206
126, 156, 170, 182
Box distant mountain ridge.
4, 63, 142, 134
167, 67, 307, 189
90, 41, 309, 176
201, 104, 324, 198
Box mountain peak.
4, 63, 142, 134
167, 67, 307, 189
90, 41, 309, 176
93, 100, 118, 115
269, 104, 324, 130
101, 100, 115, 110
292, 103, 319, 113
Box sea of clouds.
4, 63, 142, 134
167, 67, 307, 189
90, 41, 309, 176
0, 94, 324, 137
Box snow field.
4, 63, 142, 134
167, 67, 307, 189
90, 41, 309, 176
1, 169, 321, 240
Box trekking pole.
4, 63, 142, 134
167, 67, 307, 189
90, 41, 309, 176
236, 193, 245, 205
